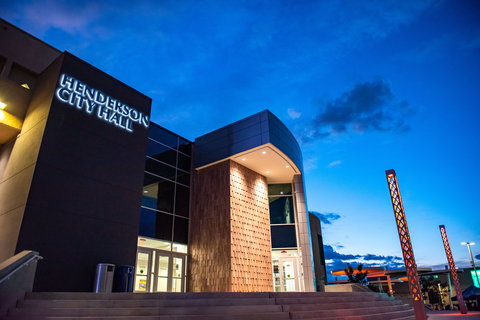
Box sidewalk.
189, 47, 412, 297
427, 310, 480, 319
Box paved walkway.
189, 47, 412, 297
427, 310, 480, 319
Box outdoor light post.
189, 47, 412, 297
385, 169, 427, 320
461, 242, 479, 287
439, 225, 466, 314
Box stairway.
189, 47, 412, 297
6, 291, 415, 320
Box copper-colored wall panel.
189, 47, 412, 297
189, 160, 272, 292
230, 161, 272, 292
189, 161, 231, 292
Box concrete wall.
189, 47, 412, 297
0, 55, 63, 264
189, 160, 272, 292
3, 52, 152, 292
293, 175, 315, 292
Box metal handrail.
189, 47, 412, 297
0, 254, 42, 284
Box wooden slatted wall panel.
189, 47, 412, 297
230, 161, 273, 292
188, 160, 231, 292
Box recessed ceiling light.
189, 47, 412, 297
143, 190, 148, 193
266, 171, 270, 173
286, 165, 289, 168
0, 102, 6, 109
242, 158, 246, 161
262, 151, 266, 154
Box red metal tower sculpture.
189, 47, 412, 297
439, 225, 467, 314
385, 169, 427, 320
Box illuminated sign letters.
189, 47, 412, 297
56, 74, 149, 132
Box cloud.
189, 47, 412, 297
288, 108, 301, 119
22, 0, 102, 36
323, 244, 404, 281
328, 160, 342, 167
310, 211, 341, 225
301, 79, 415, 143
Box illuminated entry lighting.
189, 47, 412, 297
0, 102, 6, 109
286, 165, 290, 168
262, 151, 266, 154
242, 158, 245, 161
266, 171, 270, 173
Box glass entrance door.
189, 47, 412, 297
272, 257, 300, 292
135, 248, 152, 292
134, 249, 186, 292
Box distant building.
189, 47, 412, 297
0, 18, 325, 293
309, 212, 327, 291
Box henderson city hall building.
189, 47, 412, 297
0, 19, 327, 294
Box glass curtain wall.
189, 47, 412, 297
269, 183, 297, 249
269, 183, 300, 292
136, 124, 191, 293
139, 123, 191, 245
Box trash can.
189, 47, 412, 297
112, 265, 134, 292
94, 263, 115, 292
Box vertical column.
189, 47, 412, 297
293, 174, 315, 292
385, 169, 427, 320
439, 225, 467, 314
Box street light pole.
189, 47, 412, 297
462, 242, 479, 288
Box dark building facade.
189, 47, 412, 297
0, 18, 325, 293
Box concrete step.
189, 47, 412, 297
274, 295, 394, 305
301, 309, 415, 320
289, 304, 412, 319
17, 297, 275, 308
9, 305, 282, 317
6, 313, 290, 320
24, 292, 270, 300
8, 291, 414, 320
283, 299, 401, 312
269, 291, 380, 298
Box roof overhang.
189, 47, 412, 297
196, 142, 301, 183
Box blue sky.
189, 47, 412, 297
2, 0, 479, 281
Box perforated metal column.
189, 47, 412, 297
439, 225, 467, 314
385, 169, 426, 320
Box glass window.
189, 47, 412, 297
173, 217, 189, 244
142, 173, 175, 213
175, 185, 190, 217
149, 124, 178, 149
146, 139, 177, 166
271, 225, 297, 248
137, 237, 171, 251
177, 153, 191, 172
139, 207, 156, 238
269, 196, 295, 224
176, 170, 190, 186
268, 184, 292, 195
178, 138, 192, 156
145, 158, 176, 181
154, 212, 173, 241
172, 243, 188, 253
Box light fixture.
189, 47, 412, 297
143, 190, 148, 193
266, 171, 269, 173
242, 158, 245, 161
262, 151, 266, 154
286, 165, 289, 168
0, 102, 6, 109
21, 83, 30, 89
